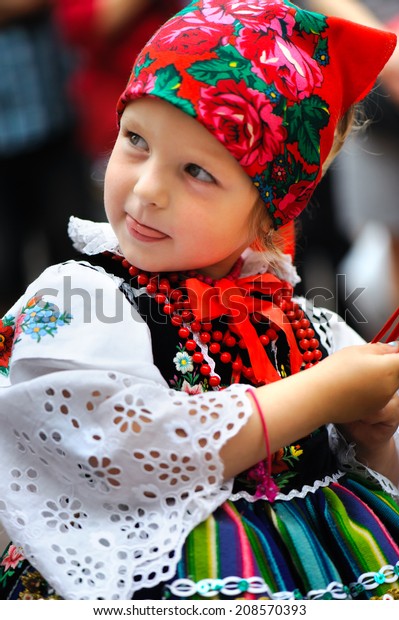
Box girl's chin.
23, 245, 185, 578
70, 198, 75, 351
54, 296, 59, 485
120, 252, 174, 274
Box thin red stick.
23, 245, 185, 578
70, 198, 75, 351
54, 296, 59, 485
371, 306, 399, 343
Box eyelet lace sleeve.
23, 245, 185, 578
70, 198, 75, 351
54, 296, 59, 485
0, 262, 253, 599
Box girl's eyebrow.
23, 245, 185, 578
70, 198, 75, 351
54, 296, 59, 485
120, 113, 144, 130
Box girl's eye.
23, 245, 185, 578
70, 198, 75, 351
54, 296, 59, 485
185, 163, 215, 183
128, 132, 148, 150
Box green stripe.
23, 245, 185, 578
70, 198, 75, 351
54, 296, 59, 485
323, 487, 387, 574
242, 515, 279, 590
274, 501, 340, 592
241, 504, 292, 591
187, 519, 210, 582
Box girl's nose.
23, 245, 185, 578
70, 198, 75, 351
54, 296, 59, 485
132, 160, 169, 209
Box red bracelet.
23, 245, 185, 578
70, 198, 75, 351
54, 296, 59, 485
246, 389, 279, 502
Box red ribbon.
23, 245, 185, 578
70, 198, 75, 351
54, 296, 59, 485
184, 273, 303, 384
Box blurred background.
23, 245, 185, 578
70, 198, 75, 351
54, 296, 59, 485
0, 0, 181, 316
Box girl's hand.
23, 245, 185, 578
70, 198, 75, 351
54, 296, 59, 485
339, 394, 399, 449
310, 342, 399, 426
337, 394, 399, 483
222, 342, 399, 481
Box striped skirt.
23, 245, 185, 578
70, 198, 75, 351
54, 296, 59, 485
1, 475, 399, 600
166, 475, 399, 600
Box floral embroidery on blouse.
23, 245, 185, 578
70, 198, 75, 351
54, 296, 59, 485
173, 350, 194, 374
270, 444, 304, 489
237, 439, 307, 497
0, 316, 15, 376
0, 546, 63, 599
17, 569, 63, 600
170, 344, 208, 393
14, 295, 72, 343
0, 545, 24, 573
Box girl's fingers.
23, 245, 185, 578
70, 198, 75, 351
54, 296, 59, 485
373, 341, 399, 354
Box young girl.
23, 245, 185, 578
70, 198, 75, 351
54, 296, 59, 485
1, 0, 399, 601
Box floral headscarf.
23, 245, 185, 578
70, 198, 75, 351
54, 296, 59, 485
117, 0, 396, 228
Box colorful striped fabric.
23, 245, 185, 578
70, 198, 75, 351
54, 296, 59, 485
166, 475, 399, 600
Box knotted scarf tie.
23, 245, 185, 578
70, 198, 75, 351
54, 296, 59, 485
184, 273, 303, 384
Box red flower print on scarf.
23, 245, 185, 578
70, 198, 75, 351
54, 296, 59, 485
198, 80, 285, 169
227, 1, 295, 35
237, 29, 323, 101
154, 12, 232, 54
277, 180, 317, 220
202, 0, 236, 25
121, 72, 156, 103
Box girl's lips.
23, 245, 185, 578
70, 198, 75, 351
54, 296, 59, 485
126, 215, 168, 241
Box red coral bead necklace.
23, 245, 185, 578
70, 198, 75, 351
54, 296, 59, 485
108, 253, 323, 386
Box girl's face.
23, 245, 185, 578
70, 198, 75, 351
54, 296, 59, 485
105, 97, 264, 280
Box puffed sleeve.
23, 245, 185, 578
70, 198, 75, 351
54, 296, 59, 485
0, 261, 253, 600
